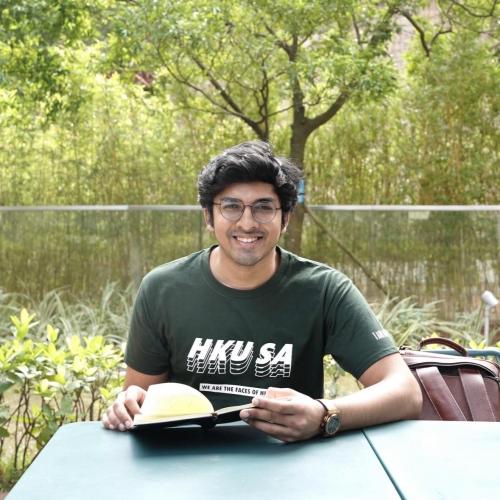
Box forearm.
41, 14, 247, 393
124, 366, 168, 390
330, 372, 422, 431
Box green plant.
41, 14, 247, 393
0, 308, 125, 490
373, 296, 476, 347
0, 283, 134, 343
323, 296, 491, 398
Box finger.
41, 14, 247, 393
265, 387, 298, 399
103, 405, 132, 431
241, 408, 277, 424
110, 399, 136, 430
101, 412, 115, 430
123, 389, 144, 416
119, 385, 146, 406
252, 396, 296, 415
104, 405, 128, 431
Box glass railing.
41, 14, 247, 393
0, 205, 498, 318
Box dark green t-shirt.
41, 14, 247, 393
125, 247, 396, 409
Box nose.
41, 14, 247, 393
236, 205, 258, 230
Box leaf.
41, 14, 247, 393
66, 335, 81, 355
0, 379, 14, 395
60, 394, 74, 416
46, 324, 59, 343
72, 355, 87, 373
20, 308, 34, 325
38, 379, 49, 394
36, 425, 56, 448
31, 404, 42, 418
0, 404, 10, 421
99, 387, 110, 400
54, 365, 66, 385
85, 336, 104, 352
9, 308, 37, 341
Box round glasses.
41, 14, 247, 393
213, 199, 281, 223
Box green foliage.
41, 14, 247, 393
0, 308, 124, 489
0, 1, 498, 205
402, 33, 500, 203
323, 295, 498, 399
306, 29, 499, 204
0, 284, 133, 343
105, 0, 401, 142
373, 296, 482, 346
0, 72, 247, 204
0, 0, 110, 119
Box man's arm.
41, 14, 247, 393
101, 366, 168, 431
240, 353, 422, 442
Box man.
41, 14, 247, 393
102, 140, 422, 442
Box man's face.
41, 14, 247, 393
205, 182, 288, 268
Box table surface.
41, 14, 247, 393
7, 421, 398, 500
363, 420, 500, 500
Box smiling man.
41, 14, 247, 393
102, 140, 422, 441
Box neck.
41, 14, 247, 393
209, 247, 279, 290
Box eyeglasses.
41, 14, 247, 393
213, 199, 281, 223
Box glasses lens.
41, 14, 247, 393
252, 202, 276, 222
220, 201, 244, 220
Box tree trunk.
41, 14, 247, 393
284, 125, 308, 254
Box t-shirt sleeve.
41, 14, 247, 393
324, 276, 397, 380
125, 279, 171, 375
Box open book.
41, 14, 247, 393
132, 382, 253, 430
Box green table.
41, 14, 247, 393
8, 422, 398, 500
363, 420, 500, 500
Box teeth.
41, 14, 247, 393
236, 237, 258, 243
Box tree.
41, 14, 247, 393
105, 0, 403, 251
0, 0, 109, 119
106, 0, 498, 252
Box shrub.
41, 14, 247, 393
0, 309, 125, 490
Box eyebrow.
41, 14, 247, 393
221, 197, 275, 203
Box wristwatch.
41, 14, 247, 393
316, 399, 341, 437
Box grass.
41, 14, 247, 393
0, 283, 134, 344
373, 296, 486, 347
1, 286, 492, 346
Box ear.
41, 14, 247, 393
281, 212, 291, 234
203, 208, 214, 231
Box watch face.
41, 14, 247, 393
325, 414, 341, 436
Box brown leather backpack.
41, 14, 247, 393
401, 337, 500, 421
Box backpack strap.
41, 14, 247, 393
416, 366, 466, 420
459, 368, 496, 422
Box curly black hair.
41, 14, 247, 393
198, 140, 302, 224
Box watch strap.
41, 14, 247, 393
316, 399, 329, 434
316, 399, 340, 437
316, 399, 329, 416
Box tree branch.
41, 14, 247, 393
305, 4, 401, 135
304, 205, 389, 296
351, 11, 362, 45
258, 66, 270, 138
305, 89, 351, 134
266, 104, 294, 118
260, 19, 294, 57
158, 50, 236, 115
189, 54, 266, 139
399, 10, 431, 57
440, 0, 498, 34
449, 0, 498, 18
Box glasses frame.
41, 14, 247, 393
213, 199, 282, 223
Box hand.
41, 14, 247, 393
101, 385, 147, 431
239, 387, 325, 443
